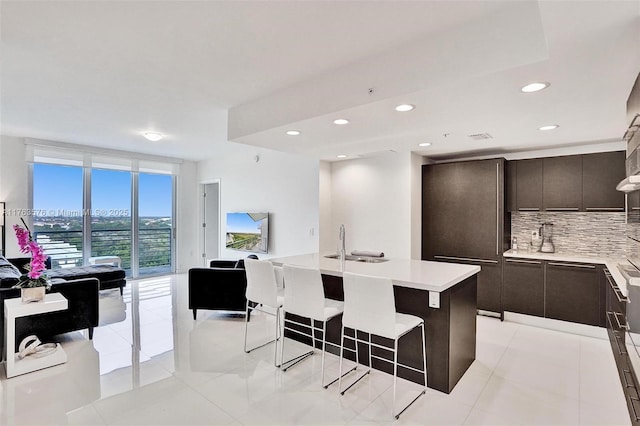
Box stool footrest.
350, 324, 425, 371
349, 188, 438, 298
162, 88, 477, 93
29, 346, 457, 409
281, 349, 314, 371
340, 368, 371, 395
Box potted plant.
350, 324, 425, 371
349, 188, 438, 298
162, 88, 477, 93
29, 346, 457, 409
13, 218, 50, 303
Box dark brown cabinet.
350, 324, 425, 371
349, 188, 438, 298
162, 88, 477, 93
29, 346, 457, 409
434, 257, 502, 313
514, 158, 543, 211
508, 151, 625, 212
422, 158, 506, 314
542, 155, 582, 211
629, 191, 640, 212
506, 161, 517, 213
582, 151, 625, 211
604, 267, 640, 425
502, 258, 544, 317
545, 261, 601, 326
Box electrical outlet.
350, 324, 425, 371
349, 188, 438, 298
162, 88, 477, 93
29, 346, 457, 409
531, 230, 539, 239
428, 291, 440, 309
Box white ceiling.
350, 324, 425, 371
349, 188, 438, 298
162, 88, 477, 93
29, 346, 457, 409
1, 1, 639, 162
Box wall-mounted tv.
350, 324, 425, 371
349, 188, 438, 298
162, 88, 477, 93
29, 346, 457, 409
225, 212, 269, 254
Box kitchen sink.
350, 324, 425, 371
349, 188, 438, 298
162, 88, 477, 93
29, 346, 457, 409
324, 254, 388, 263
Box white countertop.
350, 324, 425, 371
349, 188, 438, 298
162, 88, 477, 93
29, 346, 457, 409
503, 248, 630, 297
269, 253, 481, 293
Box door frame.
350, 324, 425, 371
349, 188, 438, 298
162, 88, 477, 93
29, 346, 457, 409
200, 178, 221, 266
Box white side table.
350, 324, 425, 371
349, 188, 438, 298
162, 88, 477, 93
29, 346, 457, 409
4, 293, 68, 378
89, 256, 122, 268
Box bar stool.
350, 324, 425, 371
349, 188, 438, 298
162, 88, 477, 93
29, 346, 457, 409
339, 272, 427, 420
280, 264, 352, 388
243, 258, 284, 366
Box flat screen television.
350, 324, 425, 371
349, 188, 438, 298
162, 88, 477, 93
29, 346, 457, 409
225, 212, 269, 254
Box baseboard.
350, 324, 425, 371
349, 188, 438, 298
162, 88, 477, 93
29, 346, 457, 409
503, 311, 608, 340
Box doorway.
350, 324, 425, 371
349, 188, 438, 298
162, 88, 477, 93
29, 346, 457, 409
202, 182, 220, 264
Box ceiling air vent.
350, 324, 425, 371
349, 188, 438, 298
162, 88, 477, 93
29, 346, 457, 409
467, 133, 493, 140
356, 150, 397, 158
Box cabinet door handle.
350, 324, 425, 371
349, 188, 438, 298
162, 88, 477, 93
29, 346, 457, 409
434, 255, 498, 264
623, 369, 636, 389
606, 272, 630, 302
615, 333, 628, 355
614, 287, 630, 303
518, 208, 540, 211
505, 258, 541, 265
628, 394, 640, 421
585, 207, 624, 211
547, 262, 595, 269
614, 312, 630, 330
496, 162, 499, 256
545, 207, 580, 211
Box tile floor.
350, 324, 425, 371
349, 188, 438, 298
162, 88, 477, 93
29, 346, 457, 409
0, 274, 632, 425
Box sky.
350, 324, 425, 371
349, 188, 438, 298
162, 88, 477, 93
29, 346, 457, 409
33, 163, 172, 217
226, 212, 267, 234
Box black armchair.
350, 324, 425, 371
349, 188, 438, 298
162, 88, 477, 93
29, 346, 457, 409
188, 257, 257, 320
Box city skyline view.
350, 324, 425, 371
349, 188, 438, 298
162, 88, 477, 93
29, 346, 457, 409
33, 163, 172, 217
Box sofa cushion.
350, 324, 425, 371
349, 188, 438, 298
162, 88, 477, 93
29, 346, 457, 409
0, 256, 21, 288
47, 265, 126, 288
209, 260, 237, 269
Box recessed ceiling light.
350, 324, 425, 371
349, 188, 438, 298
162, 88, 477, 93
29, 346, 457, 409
538, 124, 559, 131
394, 104, 415, 112
286, 130, 301, 136
418, 142, 432, 147
333, 118, 350, 125
143, 131, 164, 142
337, 154, 347, 158
521, 82, 550, 93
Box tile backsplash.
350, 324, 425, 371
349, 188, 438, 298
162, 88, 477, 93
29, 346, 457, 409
511, 212, 626, 258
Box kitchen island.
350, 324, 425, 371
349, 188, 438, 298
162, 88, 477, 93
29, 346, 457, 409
269, 253, 480, 393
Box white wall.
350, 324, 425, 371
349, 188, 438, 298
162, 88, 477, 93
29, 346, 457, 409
175, 160, 199, 272
318, 161, 333, 253
0, 135, 29, 256
410, 152, 425, 259
328, 151, 416, 259
197, 142, 319, 260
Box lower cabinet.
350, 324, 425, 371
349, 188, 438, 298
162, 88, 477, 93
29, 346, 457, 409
503, 258, 544, 317
477, 261, 502, 313
502, 258, 602, 327
604, 267, 640, 425
544, 261, 601, 326
434, 256, 502, 313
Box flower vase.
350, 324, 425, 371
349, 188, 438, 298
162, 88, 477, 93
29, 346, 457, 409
21, 287, 45, 303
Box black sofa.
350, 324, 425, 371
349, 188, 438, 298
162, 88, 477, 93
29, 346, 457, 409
3, 256, 127, 294
188, 257, 257, 320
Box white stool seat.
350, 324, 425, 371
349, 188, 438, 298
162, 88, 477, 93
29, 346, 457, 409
320, 299, 344, 322
394, 313, 423, 339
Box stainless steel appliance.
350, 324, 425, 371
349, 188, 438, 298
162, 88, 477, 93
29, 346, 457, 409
540, 222, 555, 253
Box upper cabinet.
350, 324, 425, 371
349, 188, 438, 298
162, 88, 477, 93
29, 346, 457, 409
514, 158, 543, 211
507, 151, 625, 212
582, 151, 625, 211
542, 155, 582, 211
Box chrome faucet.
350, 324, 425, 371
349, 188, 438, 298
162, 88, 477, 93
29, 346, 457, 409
338, 224, 346, 260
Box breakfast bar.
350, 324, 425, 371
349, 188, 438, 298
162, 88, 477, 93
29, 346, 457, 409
269, 253, 480, 394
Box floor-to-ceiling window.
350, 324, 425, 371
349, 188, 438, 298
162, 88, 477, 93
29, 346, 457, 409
30, 149, 177, 277
91, 169, 132, 270
138, 172, 173, 276
33, 163, 84, 268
